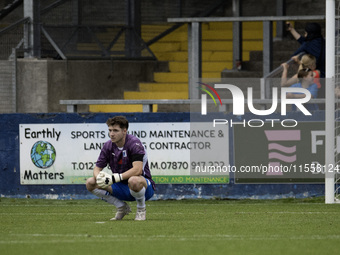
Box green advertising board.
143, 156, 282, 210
234, 122, 326, 183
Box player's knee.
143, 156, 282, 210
86, 177, 96, 191
128, 176, 143, 191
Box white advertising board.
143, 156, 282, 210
19, 122, 229, 185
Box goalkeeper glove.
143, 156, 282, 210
96, 172, 123, 188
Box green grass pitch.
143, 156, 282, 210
0, 197, 339, 255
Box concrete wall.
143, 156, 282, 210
17, 59, 48, 113
0, 60, 15, 113
16, 59, 168, 113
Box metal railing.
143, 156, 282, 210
260, 52, 304, 100
263, 52, 304, 80
0, 0, 22, 20
59, 16, 326, 113
59, 98, 328, 113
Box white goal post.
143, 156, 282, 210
325, 0, 340, 204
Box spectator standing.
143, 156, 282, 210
286, 22, 325, 78
286, 22, 325, 100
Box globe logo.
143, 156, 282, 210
30, 141, 56, 169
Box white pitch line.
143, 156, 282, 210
0, 211, 338, 216
0, 212, 108, 215
4, 233, 340, 243
0, 202, 327, 207
0, 204, 112, 207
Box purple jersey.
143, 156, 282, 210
96, 134, 155, 190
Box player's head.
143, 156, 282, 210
106, 116, 129, 130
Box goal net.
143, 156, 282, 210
325, 0, 340, 203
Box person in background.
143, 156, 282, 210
286, 22, 325, 100
281, 54, 321, 89
286, 22, 325, 77
286, 68, 319, 112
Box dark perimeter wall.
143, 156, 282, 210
16, 59, 168, 113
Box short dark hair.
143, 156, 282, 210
106, 116, 129, 130
297, 68, 312, 80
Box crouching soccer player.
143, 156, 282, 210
86, 116, 155, 221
